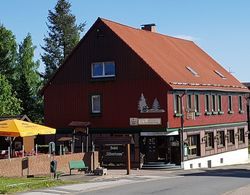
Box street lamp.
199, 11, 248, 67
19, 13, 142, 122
178, 93, 185, 168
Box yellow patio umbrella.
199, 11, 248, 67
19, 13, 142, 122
0, 119, 56, 137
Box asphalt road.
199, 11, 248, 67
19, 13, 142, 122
78, 168, 250, 195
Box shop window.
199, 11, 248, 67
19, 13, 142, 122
238, 128, 245, 144
205, 132, 214, 149
217, 131, 225, 147
174, 94, 182, 116
228, 96, 234, 114
227, 129, 235, 145
187, 135, 200, 157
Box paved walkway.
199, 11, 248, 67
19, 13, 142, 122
20, 164, 250, 195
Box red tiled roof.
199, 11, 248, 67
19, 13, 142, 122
101, 18, 249, 92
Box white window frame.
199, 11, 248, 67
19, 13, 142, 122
228, 95, 233, 112
194, 94, 200, 113
91, 61, 115, 78
238, 95, 243, 111
91, 95, 101, 113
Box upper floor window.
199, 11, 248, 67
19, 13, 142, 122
228, 96, 233, 114
187, 94, 192, 110
212, 95, 217, 114
174, 94, 182, 115
91, 61, 115, 78
238, 95, 244, 113
205, 95, 211, 114
91, 95, 101, 114
217, 95, 223, 114
194, 94, 200, 114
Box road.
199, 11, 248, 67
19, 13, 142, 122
22, 165, 250, 195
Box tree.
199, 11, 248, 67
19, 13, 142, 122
16, 34, 43, 122
41, 0, 85, 80
0, 74, 22, 116
0, 25, 17, 83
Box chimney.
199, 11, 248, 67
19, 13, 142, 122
141, 24, 156, 32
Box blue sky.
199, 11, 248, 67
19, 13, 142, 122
0, 0, 249, 82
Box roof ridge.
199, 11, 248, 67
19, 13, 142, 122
100, 17, 193, 43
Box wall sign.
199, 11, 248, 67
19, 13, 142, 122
138, 93, 165, 113
129, 118, 161, 126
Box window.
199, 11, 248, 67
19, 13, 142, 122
238, 128, 245, 143
187, 94, 192, 110
214, 70, 226, 79
205, 132, 214, 149
186, 66, 199, 77
227, 129, 235, 145
91, 95, 101, 113
217, 131, 225, 147
187, 135, 200, 157
91, 61, 115, 78
194, 94, 200, 115
212, 95, 217, 114
174, 94, 182, 115
238, 96, 243, 113
205, 95, 211, 114
228, 96, 233, 114
217, 95, 223, 114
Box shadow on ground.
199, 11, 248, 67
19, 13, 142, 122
180, 169, 250, 178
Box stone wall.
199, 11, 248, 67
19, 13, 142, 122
0, 152, 99, 177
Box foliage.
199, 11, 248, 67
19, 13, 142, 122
16, 34, 43, 122
0, 24, 17, 84
0, 74, 22, 115
0, 176, 77, 194
41, 0, 85, 81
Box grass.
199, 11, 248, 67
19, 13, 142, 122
0, 176, 77, 194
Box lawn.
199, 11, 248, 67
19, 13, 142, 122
0, 176, 77, 194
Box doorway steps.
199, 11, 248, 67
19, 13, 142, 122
142, 162, 181, 169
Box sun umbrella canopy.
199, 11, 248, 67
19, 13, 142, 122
0, 119, 56, 137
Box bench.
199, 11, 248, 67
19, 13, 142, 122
69, 160, 88, 175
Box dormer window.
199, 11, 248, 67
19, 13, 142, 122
186, 66, 199, 77
91, 61, 115, 78
214, 70, 226, 79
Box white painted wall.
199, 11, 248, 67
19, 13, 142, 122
184, 148, 248, 170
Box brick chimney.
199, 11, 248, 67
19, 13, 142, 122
141, 24, 156, 32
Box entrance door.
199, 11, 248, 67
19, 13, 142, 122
145, 137, 158, 162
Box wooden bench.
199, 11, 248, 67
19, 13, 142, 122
69, 160, 88, 175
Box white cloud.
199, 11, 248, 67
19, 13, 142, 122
173, 35, 198, 42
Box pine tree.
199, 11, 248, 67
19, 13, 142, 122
41, 0, 85, 81
16, 34, 43, 122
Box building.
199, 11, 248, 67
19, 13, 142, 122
42, 18, 249, 169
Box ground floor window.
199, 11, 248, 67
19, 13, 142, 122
217, 131, 225, 147
238, 128, 245, 144
187, 134, 200, 157
205, 132, 214, 149
227, 129, 235, 145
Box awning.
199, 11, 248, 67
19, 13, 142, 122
140, 131, 179, 136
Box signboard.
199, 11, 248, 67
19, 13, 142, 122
129, 118, 161, 126
138, 118, 161, 125
129, 118, 138, 126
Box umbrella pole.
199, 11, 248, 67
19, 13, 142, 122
8, 146, 10, 160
